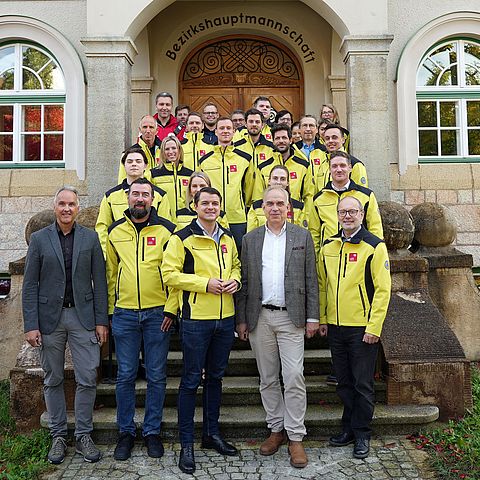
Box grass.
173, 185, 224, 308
0, 380, 51, 480
409, 365, 480, 480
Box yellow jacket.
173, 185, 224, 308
247, 198, 309, 232
162, 220, 241, 320
309, 180, 383, 255
293, 139, 329, 181
199, 145, 254, 224
150, 162, 194, 221
181, 131, 215, 172
96, 179, 172, 255
106, 207, 176, 314
315, 153, 369, 192
233, 134, 276, 171
117, 137, 161, 183
318, 226, 391, 337
252, 147, 315, 206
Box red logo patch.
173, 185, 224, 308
349, 253, 358, 262
287, 210, 293, 219
259, 153, 266, 160
147, 237, 156, 246
314, 158, 321, 165
230, 165, 237, 172
265, 134, 272, 140
221, 244, 228, 253
290, 172, 297, 179
182, 179, 189, 186
200, 150, 206, 156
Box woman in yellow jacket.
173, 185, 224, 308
247, 165, 308, 231
150, 136, 193, 222
175, 171, 229, 231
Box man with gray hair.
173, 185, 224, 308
236, 185, 319, 468
22, 186, 108, 464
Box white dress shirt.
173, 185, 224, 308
261, 222, 287, 307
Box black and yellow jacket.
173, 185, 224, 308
199, 145, 254, 224
233, 133, 277, 171
150, 162, 194, 221
247, 198, 309, 232
318, 226, 391, 337
175, 203, 229, 231
309, 180, 383, 254
117, 137, 161, 183
106, 207, 176, 314
161, 219, 241, 320
315, 153, 369, 192
252, 147, 315, 206
293, 139, 329, 181
96, 179, 172, 255
181, 131, 215, 172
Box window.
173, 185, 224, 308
0, 43, 66, 164
416, 39, 480, 161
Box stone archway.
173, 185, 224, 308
179, 35, 304, 119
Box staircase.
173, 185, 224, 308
41, 334, 439, 443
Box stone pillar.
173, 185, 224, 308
327, 75, 347, 128
131, 76, 154, 144
80, 38, 138, 205
340, 35, 393, 201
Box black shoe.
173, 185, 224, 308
144, 434, 164, 458
201, 434, 238, 456
353, 438, 370, 459
114, 432, 135, 461
329, 432, 355, 447
179, 444, 196, 475
326, 374, 338, 386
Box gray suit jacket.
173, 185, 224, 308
236, 222, 319, 330
22, 222, 108, 334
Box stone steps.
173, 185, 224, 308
40, 404, 439, 444
95, 375, 387, 407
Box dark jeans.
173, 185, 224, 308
112, 306, 170, 436
328, 325, 379, 440
229, 223, 246, 254
178, 317, 235, 446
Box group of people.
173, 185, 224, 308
22, 92, 391, 475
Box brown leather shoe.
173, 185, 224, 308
259, 431, 287, 456
288, 441, 308, 468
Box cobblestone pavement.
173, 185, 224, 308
41, 437, 437, 480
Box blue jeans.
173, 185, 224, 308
112, 306, 170, 437
178, 317, 235, 446
328, 325, 379, 440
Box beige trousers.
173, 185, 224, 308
249, 308, 307, 441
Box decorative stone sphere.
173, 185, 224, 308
378, 201, 415, 251
25, 210, 56, 245
410, 202, 457, 247
76, 205, 100, 230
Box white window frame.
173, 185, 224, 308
396, 12, 480, 174
0, 16, 86, 178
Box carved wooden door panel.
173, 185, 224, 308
180, 36, 304, 120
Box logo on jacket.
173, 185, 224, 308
314, 158, 321, 165
349, 252, 357, 262
230, 165, 237, 172
265, 133, 272, 140
259, 153, 266, 160
221, 244, 228, 253
182, 179, 189, 186
200, 150, 206, 156
290, 172, 297, 179
147, 237, 156, 246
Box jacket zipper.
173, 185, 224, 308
343, 253, 347, 277
335, 242, 344, 326
158, 266, 164, 290
142, 237, 145, 261
358, 284, 366, 317
215, 240, 223, 320
135, 229, 141, 309
193, 292, 197, 304
115, 267, 122, 305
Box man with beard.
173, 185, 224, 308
252, 124, 314, 210
202, 102, 219, 144
106, 178, 176, 461
233, 108, 276, 172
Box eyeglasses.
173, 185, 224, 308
203, 111, 218, 116
337, 209, 360, 217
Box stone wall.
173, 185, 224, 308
390, 164, 480, 266
0, 169, 87, 272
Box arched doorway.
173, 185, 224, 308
179, 35, 304, 120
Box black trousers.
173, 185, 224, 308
328, 325, 379, 440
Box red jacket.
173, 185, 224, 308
153, 113, 184, 141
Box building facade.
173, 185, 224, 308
0, 0, 479, 269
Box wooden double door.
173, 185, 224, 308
179, 36, 304, 121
